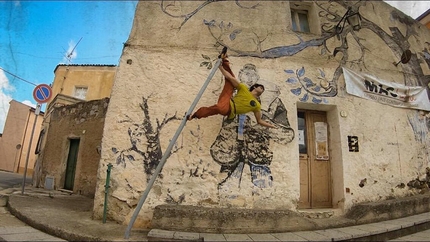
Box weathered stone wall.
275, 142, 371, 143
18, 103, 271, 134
41, 98, 109, 198
95, 1, 430, 228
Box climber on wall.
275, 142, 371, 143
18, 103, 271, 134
187, 48, 277, 129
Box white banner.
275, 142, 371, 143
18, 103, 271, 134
343, 67, 430, 111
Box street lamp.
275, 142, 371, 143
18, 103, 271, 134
335, 6, 362, 38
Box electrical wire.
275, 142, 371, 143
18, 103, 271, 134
0, 67, 37, 86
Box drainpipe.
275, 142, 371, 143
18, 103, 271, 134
103, 163, 113, 224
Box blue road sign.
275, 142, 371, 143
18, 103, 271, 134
33, 84, 52, 103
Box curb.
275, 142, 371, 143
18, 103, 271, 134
0, 194, 8, 207
147, 212, 430, 241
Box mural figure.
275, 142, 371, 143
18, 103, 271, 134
210, 63, 294, 189
189, 52, 277, 129
112, 95, 182, 182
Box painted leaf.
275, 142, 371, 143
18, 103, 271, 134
313, 85, 321, 92
297, 67, 305, 77
203, 19, 216, 26
200, 62, 209, 67
230, 29, 242, 41
286, 77, 297, 84
291, 87, 302, 96
319, 69, 326, 78
126, 155, 135, 161
320, 48, 327, 56
116, 155, 122, 165
300, 93, 309, 102
312, 97, 322, 104
227, 22, 233, 29
207, 62, 213, 69
304, 77, 315, 88
202, 54, 210, 60
284, 69, 295, 74
219, 21, 224, 30
112, 147, 118, 154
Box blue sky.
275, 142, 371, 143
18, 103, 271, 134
0, 1, 137, 132
0, 1, 429, 133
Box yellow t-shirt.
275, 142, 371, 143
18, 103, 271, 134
228, 83, 261, 119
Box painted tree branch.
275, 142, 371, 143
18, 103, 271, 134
114, 95, 182, 182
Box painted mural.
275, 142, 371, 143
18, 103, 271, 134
162, 1, 430, 94
285, 67, 330, 104
112, 95, 182, 182
112, 1, 430, 199
161, 0, 430, 189
209, 64, 295, 189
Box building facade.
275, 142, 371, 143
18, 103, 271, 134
33, 64, 116, 197
0, 100, 43, 175
417, 9, 430, 29
94, 1, 430, 228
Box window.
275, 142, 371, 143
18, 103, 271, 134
74, 86, 88, 99
291, 9, 310, 33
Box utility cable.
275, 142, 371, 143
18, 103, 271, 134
0, 67, 37, 86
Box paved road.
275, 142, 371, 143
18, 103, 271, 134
0, 171, 65, 241
0, 207, 65, 241
0, 170, 32, 190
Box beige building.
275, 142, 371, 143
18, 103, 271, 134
94, 1, 430, 230
33, 64, 116, 197
0, 100, 43, 175
417, 9, 430, 29
47, 64, 116, 110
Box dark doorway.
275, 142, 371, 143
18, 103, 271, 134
64, 139, 80, 190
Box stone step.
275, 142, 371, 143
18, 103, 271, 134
147, 212, 430, 241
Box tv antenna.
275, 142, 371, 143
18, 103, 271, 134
65, 37, 83, 64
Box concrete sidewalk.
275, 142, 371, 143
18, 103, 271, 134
1, 186, 429, 241
0, 206, 65, 242
1, 186, 149, 241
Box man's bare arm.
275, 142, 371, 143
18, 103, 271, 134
254, 110, 277, 128
219, 64, 240, 88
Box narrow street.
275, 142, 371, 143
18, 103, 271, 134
0, 171, 65, 241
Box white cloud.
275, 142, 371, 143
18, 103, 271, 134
22, 100, 36, 108
385, 1, 430, 19
0, 69, 13, 133
61, 40, 78, 64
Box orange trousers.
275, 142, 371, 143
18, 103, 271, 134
192, 60, 234, 119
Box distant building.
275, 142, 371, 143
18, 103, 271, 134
33, 64, 116, 198
417, 9, 430, 29
0, 100, 43, 175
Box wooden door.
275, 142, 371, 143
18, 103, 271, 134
64, 139, 80, 190
298, 110, 332, 208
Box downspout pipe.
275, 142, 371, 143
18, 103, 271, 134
103, 163, 113, 223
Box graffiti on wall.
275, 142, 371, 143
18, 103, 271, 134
112, 95, 182, 182
210, 64, 294, 189
348, 136, 359, 152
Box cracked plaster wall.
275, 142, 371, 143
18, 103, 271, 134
94, 1, 430, 227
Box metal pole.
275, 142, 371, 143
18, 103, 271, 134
103, 163, 113, 223
21, 103, 41, 194
124, 58, 222, 239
